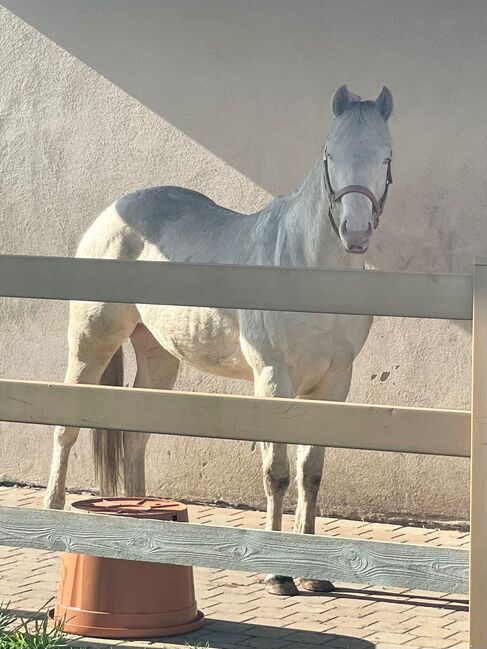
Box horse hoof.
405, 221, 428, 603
265, 576, 299, 596
299, 579, 335, 592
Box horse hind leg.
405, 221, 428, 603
43, 301, 138, 509
122, 324, 180, 498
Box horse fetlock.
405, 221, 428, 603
43, 493, 65, 510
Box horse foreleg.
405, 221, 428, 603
294, 444, 325, 536
294, 369, 352, 592
260, 441, 289, 532
294, 444, 332, 591
254, 364, 298, 596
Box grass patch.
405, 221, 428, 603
1, 604, 210, 648
0, 603, 89, 649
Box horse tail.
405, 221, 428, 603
92, 346, 124, 496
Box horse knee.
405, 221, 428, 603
297, 471, 322, 496
264, 467, 290, 496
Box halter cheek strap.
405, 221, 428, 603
324, 150, 393, 238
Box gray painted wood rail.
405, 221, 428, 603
0, 505, 469, 595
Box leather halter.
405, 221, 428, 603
323, 150, 393, 238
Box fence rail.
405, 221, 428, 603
0, 379, 471, 457
0, 505, 469, 595
0, 254, 473, 319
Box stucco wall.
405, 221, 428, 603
1, 1, 486, 524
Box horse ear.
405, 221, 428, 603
375, 86, 393, 120
332, 85, 361, 117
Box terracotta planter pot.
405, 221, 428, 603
50, 497, 204, 639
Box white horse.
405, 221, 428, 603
44, 85, 393, 596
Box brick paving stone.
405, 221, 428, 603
258, 611, 304, 624
364, 620, 418, 634
410, 637, 463, 648
403, 604, 455, 617
242, 623, 290, 638
245, 637, 294, 649
290, 608, 340, 624
409, 624, 456, 639
281, 620, 329, 632
239, 616, 293, 629
444, 619, 469, 633
366, 602, 416, 614
325, 616, 372, 630
411, 614, 454, 629
331, 600, 375, 614
282, 629, 333, 645
322, 637, 372, 649
445, 633, 469, 647
362, 612, 415, 625
365, 631, 423, 644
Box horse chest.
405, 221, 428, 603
241, 310, 372, 380
275, 313, 372, 362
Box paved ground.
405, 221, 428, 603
0, 485, 469, 649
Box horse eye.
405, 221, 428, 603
326, 153, 334, 161
384, 157, 391, 164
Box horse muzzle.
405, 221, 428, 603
340, 219, 372, 254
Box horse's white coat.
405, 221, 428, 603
44, 86, 393, 594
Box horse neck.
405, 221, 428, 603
258, 161, 364, 270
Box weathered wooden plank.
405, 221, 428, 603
0, 379, 470, 456
469, 264, 487, 647
0, 505, 469, 594
0, 254, 473, 320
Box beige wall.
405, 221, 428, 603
1, 1, 486, 524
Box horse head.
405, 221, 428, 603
324, 85, 393, 254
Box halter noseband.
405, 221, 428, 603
323, 149, 393, 238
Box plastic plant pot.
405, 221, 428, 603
49, 497, 204, 639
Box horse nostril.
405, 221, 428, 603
367, 222, 373, 235
342, 219, 349, 233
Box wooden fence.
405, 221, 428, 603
0, 253, 485, 646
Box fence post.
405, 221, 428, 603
469, 260, 487, 647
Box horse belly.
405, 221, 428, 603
136, 304, 252, 380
